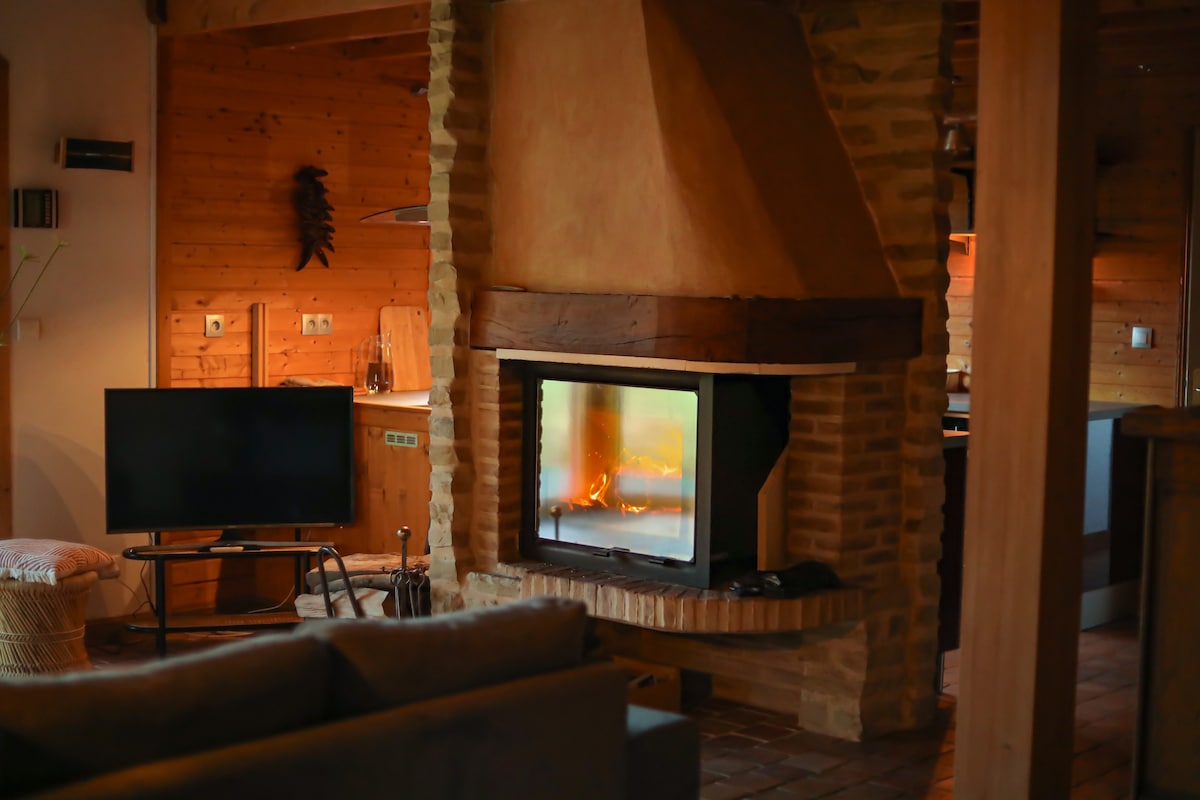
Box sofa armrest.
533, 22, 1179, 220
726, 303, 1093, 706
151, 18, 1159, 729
625, 705, 700, 800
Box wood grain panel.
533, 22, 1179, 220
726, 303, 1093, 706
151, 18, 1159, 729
472, 291, 922, 364
335, 404, 431, 555
0, 57, 9, 538
158, 33, 429, 387
955, 0, 1095, 796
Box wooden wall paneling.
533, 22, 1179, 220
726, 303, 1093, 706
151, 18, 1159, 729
159, 34, 430, 389
955, 1, 1096, 797
0, 56, 9, 538
950, 3, 1196, 405
157, 32, 430, 608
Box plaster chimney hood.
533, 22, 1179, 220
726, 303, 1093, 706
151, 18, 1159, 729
490, 0, 903, 300
360, 205, 429, 225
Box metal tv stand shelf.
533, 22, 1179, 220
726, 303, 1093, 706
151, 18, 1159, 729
123, 531, 339, 656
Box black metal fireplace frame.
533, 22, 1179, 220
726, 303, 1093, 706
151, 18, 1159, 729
519, 361, 790, 588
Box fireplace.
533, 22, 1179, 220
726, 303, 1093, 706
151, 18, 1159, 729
520, 362, 790, 588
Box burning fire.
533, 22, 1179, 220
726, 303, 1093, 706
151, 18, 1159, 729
569, 449, 683, 515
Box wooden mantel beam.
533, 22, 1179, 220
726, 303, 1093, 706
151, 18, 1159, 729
470, 291, 923, 366
955, 0, 1097, 797
158, 0, 426, 37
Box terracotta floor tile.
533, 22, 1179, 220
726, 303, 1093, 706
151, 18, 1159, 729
752, 790, 804, 800
740, 723, 806, 742
702, 781, 757, 800
1072, 744, 1131, 787
776, 776, 854, 798
777, 752, 850, 775
823, 783, 905, 799
756, 760, 828, 784
705, 756, 762, 777
869, 762, 941, 794
707, 734, 770, 751
719, 768, 793, 795
736, 748, 794, 767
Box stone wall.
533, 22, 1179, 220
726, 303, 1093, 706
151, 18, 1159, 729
788, 0, 953, 732
425, 0, 952, 739
426, 0, 492, 613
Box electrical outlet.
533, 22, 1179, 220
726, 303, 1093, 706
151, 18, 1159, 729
204, 314, 225, 338
301, 313, 332, 335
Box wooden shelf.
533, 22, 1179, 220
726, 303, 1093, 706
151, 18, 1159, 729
125, 611, 302, 632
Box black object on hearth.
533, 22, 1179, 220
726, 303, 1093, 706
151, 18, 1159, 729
729, 561, 843, 599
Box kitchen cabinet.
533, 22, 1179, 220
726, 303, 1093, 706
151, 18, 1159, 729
939, 395, 1147, 632
1121, 406, 1200, 798
336, 392, 431, 557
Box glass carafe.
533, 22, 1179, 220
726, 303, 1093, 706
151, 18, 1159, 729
355, 334, 394, 394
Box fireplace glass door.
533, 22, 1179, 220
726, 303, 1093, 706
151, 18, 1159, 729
535, 379, 698, 563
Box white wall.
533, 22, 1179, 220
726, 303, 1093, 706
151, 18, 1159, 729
2, 0, 155, 617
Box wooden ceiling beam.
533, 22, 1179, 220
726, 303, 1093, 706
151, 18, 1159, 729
159, 0, 426, 37
231, 6, 430, 49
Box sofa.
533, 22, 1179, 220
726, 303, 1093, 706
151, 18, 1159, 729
0, 597, 699, 799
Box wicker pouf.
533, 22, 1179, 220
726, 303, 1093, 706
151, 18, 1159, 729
0, 571, 99, 676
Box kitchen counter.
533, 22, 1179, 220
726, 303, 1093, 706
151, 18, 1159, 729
353, 390, 430, 410
946, 392, 1147, 420
942, 430, 969, 450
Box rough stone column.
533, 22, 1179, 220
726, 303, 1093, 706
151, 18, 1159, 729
426, 0, 492, 612
792, 0, 955, 730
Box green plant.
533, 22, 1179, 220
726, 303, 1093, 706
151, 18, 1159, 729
1, 239, 68, 345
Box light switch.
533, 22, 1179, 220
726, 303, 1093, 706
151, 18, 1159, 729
1131, 326, 1152, 349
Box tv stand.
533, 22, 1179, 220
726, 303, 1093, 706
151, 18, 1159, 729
123, 530, 337, 656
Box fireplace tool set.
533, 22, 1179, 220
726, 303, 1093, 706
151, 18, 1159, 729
389, 526, 430, 618
313, 526, 430, 619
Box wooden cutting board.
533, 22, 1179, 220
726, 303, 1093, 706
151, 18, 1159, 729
380, 305, 432, 391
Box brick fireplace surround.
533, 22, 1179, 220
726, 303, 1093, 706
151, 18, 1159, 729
424, 0, 953, 741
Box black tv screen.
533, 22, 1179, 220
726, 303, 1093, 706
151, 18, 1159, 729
104, 387, 355, 533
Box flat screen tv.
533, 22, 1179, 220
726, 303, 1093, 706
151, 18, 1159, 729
104, 386, 355, 534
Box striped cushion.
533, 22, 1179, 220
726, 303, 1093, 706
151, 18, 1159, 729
0, 539, 120, 585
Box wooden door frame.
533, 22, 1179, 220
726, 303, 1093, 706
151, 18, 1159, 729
1180, 128, 1200, 406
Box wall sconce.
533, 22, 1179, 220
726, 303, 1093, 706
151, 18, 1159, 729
56, 137, 134, 171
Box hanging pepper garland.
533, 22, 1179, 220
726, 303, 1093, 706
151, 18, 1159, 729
293, 165, 335, 271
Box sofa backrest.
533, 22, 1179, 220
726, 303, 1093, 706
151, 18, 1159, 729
304, 596, 591, 718
0, 633, 331, 798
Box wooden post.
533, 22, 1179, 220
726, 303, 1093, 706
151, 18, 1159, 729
0, 56, 10, 538
251, 302, 269, 387
955, 1, 1096, 797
